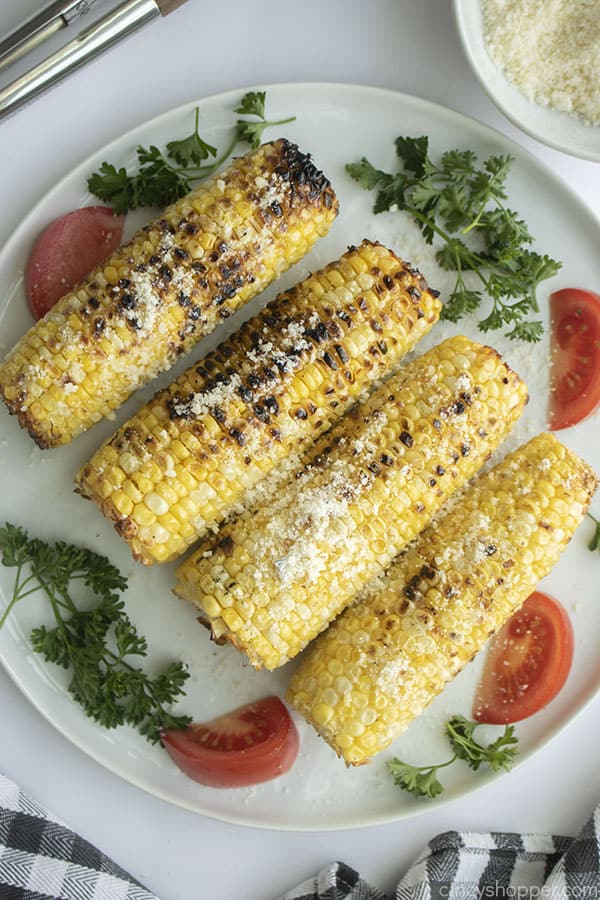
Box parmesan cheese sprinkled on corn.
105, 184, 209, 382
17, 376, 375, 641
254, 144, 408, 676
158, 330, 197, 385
288, 433, 598, 765
175, 335, 528, 670
76, 242, 441, 564
0, 140, 338, 448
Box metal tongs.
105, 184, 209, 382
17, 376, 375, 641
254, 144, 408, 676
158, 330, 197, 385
0, 0, 188, 122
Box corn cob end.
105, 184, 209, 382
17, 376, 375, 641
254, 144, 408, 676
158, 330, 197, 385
175, 335, 529, 670
287, 433, 598, 765
0, 140, 339, 449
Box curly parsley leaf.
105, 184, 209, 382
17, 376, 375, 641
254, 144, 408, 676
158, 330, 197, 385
442, 286, 483, 323
0, 523, 190, 742
345, 157, 390, 192
395, 135, 429, 176
347, 137, 561, 341
235, 90, 296, 149
387, 757, 449, 799
88, 91, 296, 212
447, 716, 519, 773
86, 146, 193, 215
504, 319, 545, 343
166, 107, 217, 166
87, 163, 137, 216
134, 145, 193, 209
234, 119, 269, 149
233, 90, 267, 119
388, 716, 519, 799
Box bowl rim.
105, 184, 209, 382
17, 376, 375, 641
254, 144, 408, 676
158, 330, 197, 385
452, 0, 600, 163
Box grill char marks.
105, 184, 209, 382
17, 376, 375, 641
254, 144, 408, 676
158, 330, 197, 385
275, 138, 338, 209
75, 241, 443, 565
0, 139, 339, 448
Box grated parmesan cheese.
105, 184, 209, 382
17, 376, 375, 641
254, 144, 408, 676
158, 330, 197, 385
170, 373, 242, 418
266, 461, 362, 590
481, 0, 600, 125
455, 373, 472, 392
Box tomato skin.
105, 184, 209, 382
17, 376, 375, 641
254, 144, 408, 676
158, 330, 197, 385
161, 696, 299, 788
549, 288, 600, 430
473, 591, 574, 725
25, 206, 125, 320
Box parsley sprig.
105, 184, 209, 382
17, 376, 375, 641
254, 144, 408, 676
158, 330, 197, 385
88, 91, 296, 214
387, 715, 519, 799
0, 523, 190, 742
587, 512, 600, 554
233, 91, 295, 149
347, 136, 561, 342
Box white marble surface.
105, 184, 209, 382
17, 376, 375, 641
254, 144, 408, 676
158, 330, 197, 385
0, 2, 599, 898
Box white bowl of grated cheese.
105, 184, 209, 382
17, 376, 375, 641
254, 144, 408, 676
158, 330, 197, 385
453, 0, 600, 162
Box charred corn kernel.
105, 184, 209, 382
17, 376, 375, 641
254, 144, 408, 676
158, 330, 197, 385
175, 335, 528, 670
76, 242, 441, 564
288, 433, 598, 765
0, 140, 338, 449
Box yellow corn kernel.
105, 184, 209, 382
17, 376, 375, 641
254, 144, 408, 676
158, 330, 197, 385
76, 242, 442, 564
0, 139, 338, 448
287, 434, 598, 765
175, 335, 528, 670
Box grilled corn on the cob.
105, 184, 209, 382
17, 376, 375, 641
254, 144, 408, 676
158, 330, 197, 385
0, 140, 338, 448
287, 433, 598, 765
76, 241, 441, 564
174, 335, 528, 670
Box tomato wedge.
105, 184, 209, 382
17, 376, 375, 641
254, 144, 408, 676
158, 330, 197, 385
549, 288, 600, 430
473, 591, 574, 725
25, 206, 125, 320
161, 696, 299, 788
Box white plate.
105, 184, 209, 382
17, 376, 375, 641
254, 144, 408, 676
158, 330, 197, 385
0, 84, 599, 831
453, 0, 600, 162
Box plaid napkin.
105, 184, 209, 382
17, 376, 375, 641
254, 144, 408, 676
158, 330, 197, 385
2, 770, 599, 900
0, 773, 157, 900
278, 805, 600, 900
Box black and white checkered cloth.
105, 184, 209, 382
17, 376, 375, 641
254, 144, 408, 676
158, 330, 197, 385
2, 770, 599, 900
0, 773, 158, 900
278, 805, 600, 900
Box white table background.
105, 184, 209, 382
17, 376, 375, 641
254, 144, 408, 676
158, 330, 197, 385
1, 2, 599, 898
